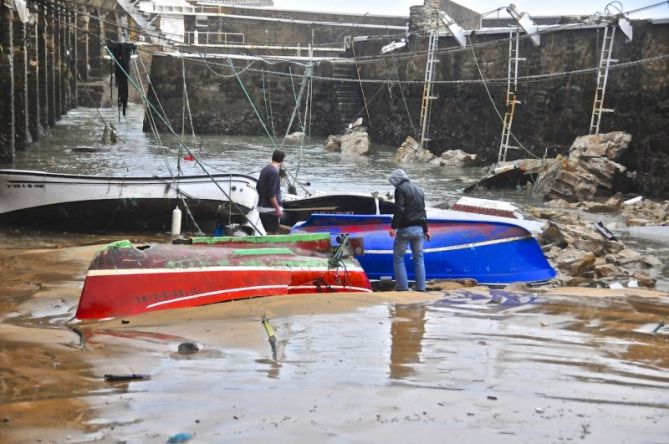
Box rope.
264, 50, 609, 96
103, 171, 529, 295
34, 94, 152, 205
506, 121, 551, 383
389, 50, 418, 138
287, 66, 304, 132
228, 59, 279, 149
260, 66, 276, 137
133, 56, 204, 234
280, 63, 312, 149
350, 43, 372, 126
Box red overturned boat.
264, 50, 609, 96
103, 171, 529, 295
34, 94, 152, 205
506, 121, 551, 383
75, 233, 371, 320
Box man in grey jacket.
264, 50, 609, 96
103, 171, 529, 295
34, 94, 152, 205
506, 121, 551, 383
388, 168, 431, 291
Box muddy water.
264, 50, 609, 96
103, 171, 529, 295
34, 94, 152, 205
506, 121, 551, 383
1, 240, 667, 443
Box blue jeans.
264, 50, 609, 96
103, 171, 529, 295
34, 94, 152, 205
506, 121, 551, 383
392, 226, 426, 291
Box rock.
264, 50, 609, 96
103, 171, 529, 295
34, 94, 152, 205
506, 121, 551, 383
339, 130, 371, 155
570, 131, 631, 161
581, 200, 620, 213
178, 342, 200, 354
632, 271, 657, 288
394, 136, 435, 163
503, 282, 530, 292
555, 249, 596, 276
324, 135, 340, 152
323, 128, 371, 155
595, 263, 618, 278
284, 131, 305, 142
641, 254, 663, 268
625, 217, 652, 227
532, 132, 633, 202
432, 149, 479, 167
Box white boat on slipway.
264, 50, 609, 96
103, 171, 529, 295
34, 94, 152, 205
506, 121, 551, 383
0, 169, 264, 234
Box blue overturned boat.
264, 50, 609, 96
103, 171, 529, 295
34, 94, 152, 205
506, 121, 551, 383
291, 211, 556, 286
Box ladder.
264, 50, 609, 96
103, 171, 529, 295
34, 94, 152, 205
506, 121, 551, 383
498, 29, 524, 164
419, 24, 440, 149
589, 25, 617, 135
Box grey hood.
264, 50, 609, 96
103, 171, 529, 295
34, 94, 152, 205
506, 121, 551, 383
388, 168, 409, 187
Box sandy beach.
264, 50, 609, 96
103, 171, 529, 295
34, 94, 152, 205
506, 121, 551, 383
1, 237, 668, 443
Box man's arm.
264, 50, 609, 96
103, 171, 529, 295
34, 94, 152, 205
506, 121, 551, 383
270, 196, 283, 217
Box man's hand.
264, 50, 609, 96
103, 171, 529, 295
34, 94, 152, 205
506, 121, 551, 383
424, 232, 431, 241
275, 207, 284, 218
389, 229, 396, 238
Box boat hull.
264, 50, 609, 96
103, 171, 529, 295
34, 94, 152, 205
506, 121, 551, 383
282, 192, 395, 226
292, 214, 556, 285
0, 169, 260, 233
75, 234, 372, 320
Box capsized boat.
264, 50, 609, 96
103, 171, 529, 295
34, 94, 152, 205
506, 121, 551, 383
0, 169, 262, 234
291, 213, 556, 285
74, 233, 372, 320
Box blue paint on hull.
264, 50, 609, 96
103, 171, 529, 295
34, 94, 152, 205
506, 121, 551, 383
292, 213, 556, 285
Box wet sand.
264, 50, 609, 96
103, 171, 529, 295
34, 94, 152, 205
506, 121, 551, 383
1, 236, 668, 443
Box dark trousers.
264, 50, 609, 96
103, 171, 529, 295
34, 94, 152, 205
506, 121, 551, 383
260, 212, 280, 234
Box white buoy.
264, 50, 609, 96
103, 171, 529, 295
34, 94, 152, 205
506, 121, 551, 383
171, 207, 182, 236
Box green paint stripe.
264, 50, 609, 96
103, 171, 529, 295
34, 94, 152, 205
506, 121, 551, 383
99, 240, 134, 253
231, 248, 295, 256
190, 233, 330, 245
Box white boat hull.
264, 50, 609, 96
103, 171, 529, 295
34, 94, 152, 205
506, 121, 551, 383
0, 169, 262, 234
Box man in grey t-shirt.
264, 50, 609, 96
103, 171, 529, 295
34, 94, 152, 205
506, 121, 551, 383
256, 149, 285, 234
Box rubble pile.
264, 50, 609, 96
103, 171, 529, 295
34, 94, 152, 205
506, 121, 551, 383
579, 195, 669, 227
528, 202, 662, 288
532, 131, 634, 202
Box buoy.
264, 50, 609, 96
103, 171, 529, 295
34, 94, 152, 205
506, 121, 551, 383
171, 207, 182, 236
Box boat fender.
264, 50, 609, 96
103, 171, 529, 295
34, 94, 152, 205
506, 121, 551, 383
171, 207, 182, 236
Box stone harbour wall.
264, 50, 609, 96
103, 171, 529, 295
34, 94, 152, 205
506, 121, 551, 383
354, 19, 669, 198
146, 20, 669, 198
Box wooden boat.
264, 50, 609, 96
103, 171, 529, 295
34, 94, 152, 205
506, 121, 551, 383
0, 169, 262, 234
74, 233, 372, 320
292, 213, 556, 285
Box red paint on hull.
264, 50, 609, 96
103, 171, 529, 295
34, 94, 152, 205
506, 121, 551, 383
76, 260, 371, 320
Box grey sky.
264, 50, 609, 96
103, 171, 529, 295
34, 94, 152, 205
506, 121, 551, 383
272, 1, 669, 18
